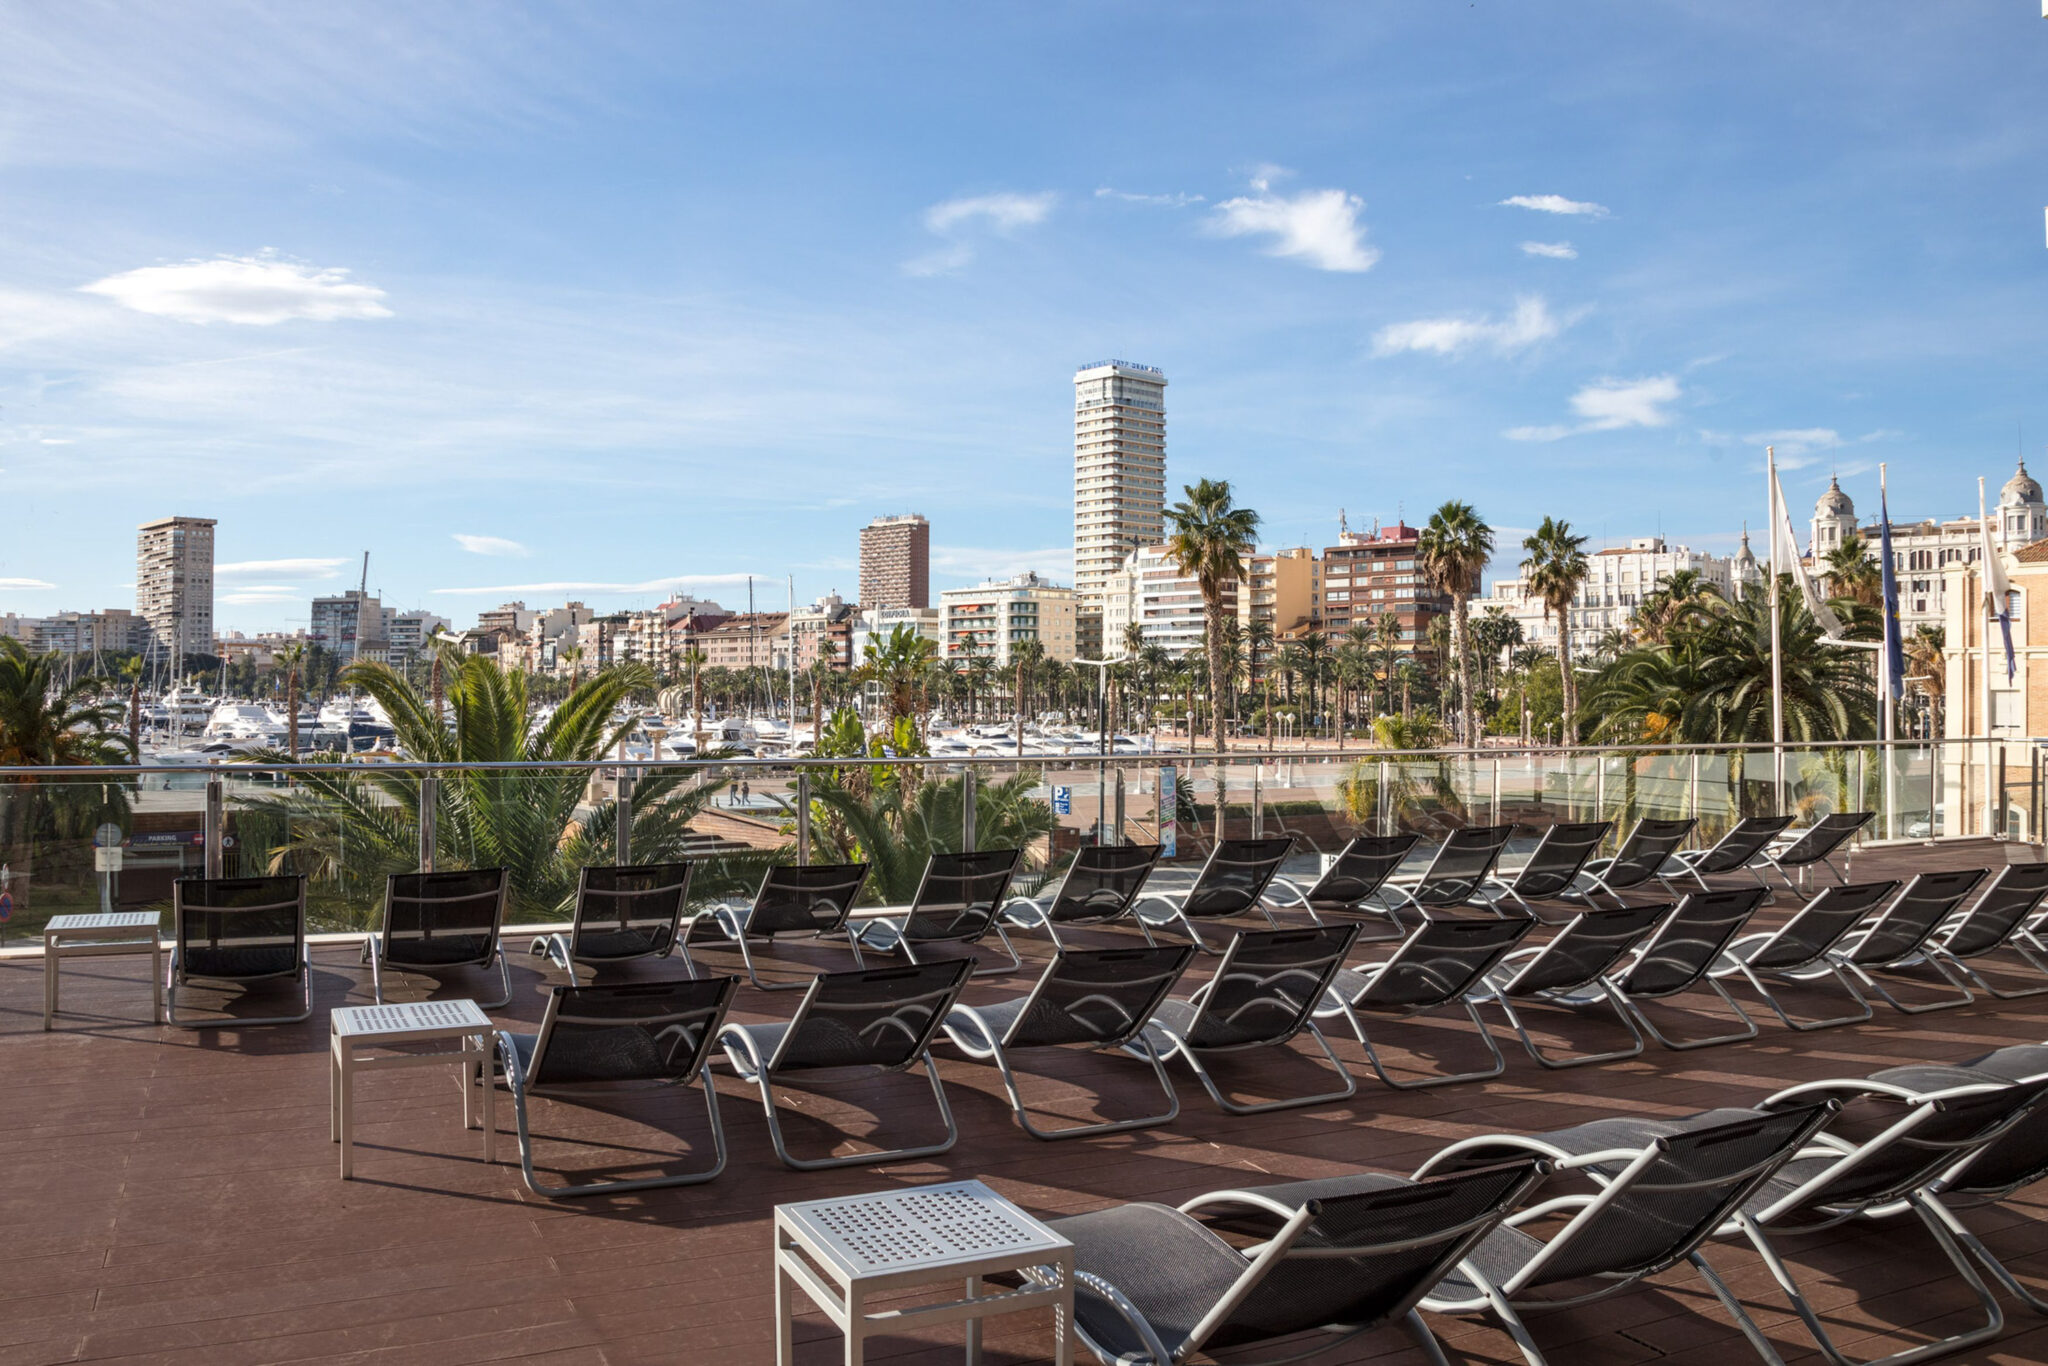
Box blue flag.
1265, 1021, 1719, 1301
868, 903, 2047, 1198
1879, 490, 1904, 699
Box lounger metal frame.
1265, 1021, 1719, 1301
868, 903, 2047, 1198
708, 861, 872, 991
1711, 880, 1900, 1032
494, 976, 737, 1197
997, 843, 1164, 950
1563, 887, 1768, 1051
1474, 821, 1612, 923
718, 958, 973, 1170
942, 945, 1195, 1139
530, 862, 697, 977
1570, 817, 1697, 907
1131, 837, 1293, 953
166, 874, 313, 1028
853, 849, 1025, 976
1316, 913, 1537, 1089
1662, 815, 1796, 895
1264, 833, 1423, 942
1477, 901, 1673, 1069
1830, 869, 1988, 1014
366, 867, 512, 1009
1130, 925, 1360, 1114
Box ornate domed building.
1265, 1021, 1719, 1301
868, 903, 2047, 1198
1809, 476, 1859, 558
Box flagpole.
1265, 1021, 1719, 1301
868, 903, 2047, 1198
1880, 463, 1898, 840
1768, 446, 1785, 799
1980, 476, 1995, 837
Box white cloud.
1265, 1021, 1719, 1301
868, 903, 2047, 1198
1505, 375, 1681, 441
0, 577, 56, 590
1520, 241, 1578, 260
81, 255, 392, 325
218, 585, 306, 605
1744, 428, 1843, 465
1499, 194, 1609, 217
452, 533, 529, 558
930, 545, 1074, 582
1095, 187, 1204, 207
905, 192, 1056, 276
1209, 183, 1378, 272
216, 557, 348, 580
1372, 296, 1570, 358
432, 572, 764, 597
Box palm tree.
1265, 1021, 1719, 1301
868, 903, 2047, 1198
809, 637, 838, 746
1010, 638, 1047, 755
0, 640, 132, 916
1904, 626, 1945, 735
1823, 534, 1883, 609
1633, 570, 1721, 646
1521, 516, 1591, 743
275, 642, 308, 758
1165, 479, 1260, 770
1418, 501, 1493, 747
863, 625, 938, 735
241, 654, 759, 927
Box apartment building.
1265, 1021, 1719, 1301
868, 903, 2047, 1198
1476, 536, 1733, 654
695, 612, 792, 670
309, 589, 388, 664
858, 515, 930, 609
1074, 360, 1167, 654
849, 605, 943, 665
1319, 522, 1452, 649
1100, 545, 1229, 660
940, 572, 1078, 665
33, 608, 145, 657
789, 593, 857, 669
135, 516, 215, 662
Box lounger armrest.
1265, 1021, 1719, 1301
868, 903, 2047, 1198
1264, 876, 1310, 908
1070, 1268, 1179, 1366
1412, 1132, 1574, 1179
1178, 1188, 1311, 1221
1505, 1193, 1599, 1227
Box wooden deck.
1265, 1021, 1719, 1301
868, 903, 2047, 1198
9, 838, 2048, 1366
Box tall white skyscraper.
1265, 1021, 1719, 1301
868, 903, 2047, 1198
1073, 360, 1167, 610
135, 515, 215, 664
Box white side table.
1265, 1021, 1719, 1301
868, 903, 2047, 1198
43, 912, 162, 1030
774, 1179, 1074, 1366
330, 999, 496, 1179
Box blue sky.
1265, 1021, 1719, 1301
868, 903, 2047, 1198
1, 2, 2043, 633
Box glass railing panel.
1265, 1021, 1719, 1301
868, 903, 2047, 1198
0, 770, 144, 944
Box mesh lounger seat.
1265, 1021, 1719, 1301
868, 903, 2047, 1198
1710, 880, 1900, 1031
531, 862, 696, 977
942, 945, 1195, 1139
997, 843, 1164, 949
1553, 887, 1770, 1051
1922, 863, 2048, 1000
1720, 1074, 2048, 1366
1037, 1160, 1546, 1366
1475, 821, 1612, 923
1264, 833, 1422, 943
1755, 811, 1875, 893
1569, 817, 1697, 906
707, 862, 871, 990
718, 958, 972, 1169
1196, 1104, 1838, 1366
1663, 815, 1796, 894
1132, 837, 1294, 953
1474, 901, 1674, 1069
1863, 1045, 2048, 1317
167, 874, 312, 1028
1128, 925, 1360, 1115
494, 977, 736, 1196
366, 868, 512, 1009
1828, 868, 1989, 1014
852, 849, 1025, 976
1315, 913, 1536, 1089
1382, 823, 1518, 918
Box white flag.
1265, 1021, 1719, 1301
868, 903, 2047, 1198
1980, 508, 2017, 682
1769, 459, 1845, 637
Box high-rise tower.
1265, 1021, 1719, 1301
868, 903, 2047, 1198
1073, 360, 1167, 622
135, 515, 216, 666
859, 514, 931, 609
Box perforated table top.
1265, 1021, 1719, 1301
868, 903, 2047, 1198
332, 999, 492, 1038
45, 912, 160, 935
776, 1180, 1068, 1279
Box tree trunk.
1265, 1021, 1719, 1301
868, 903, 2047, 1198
287, 670, 299, 758
1557, 610, 1577, 746
1205, 598, 1229, 840
1455, 593, 1477, 748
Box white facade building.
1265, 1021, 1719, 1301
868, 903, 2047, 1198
1102, 545, 1229, 660
940, 572, 1078, 665
309, 589, 387, 664
1809, 460, 2046, 634
1073, 361, 1167, 608
1476, 537, 1734, 654
386, 610, 451, 665
849, 605, 943, 666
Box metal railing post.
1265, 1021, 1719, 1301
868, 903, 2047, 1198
1999, 749, 2009, 840
1252, 766, 1263, 839
1595, 757, 1607, 823
419, 773, 438, 872
962, 765, 977, 852
204, 772, 224, 879
616, 768, 633, 865
1491, 758, 1501, 826
1378, 759, 1391, 836
796, 771, 811, 865
1114, 768, 1126, 844
1688, 752, 1700, 832
1853, 749, 1865, 830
